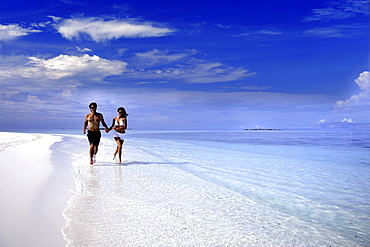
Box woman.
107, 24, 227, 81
108, 107, 128, 164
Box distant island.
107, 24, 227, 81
244, 128, 281, 131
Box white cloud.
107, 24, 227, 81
317, 119, 327, 124
0, 24, 40, 42
0, 54, 127, 85
122, 49, 255, 83
354, 70, 370, 91
26, 95, 47, 109
335, 71, 370, 109
117, 48, 128, 55
341, 118, 354, 123
318, 71, 370, 125
257, 28, 283, 35
185, 63, 254, 83
0, 74, 334, 129
216, 24, 230, 29
305, 8, 354, 22
73, 87, 334, 129
303, 0, 368, 22
125, 61, 254, 83
304, 24, 367, 38
304, 27, 344, 38
236, 85, 271, 91
133, 49, 197, 67
0, 54, 127, 119
93, 87, 331, 110
188, 22, 207, 35
54, 17, 175, 42
76, 46, 93, 52
236, 28, 283, 37
48, 15, 63, 23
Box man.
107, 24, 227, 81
83, 102, 109, 164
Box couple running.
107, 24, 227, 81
83, 102, 128, 165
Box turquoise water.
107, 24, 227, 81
11, 129, 370, 246
126, 130, 370, 245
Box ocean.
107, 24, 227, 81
53, 130, 370, 246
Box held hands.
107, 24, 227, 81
103, 126, 125, 133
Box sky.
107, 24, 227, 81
0, 0, 369, 130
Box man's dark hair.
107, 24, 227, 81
89, 102, 97, 108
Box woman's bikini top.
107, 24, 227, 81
114, 118, 124, 127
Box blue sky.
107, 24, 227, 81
0, 0, 369, 130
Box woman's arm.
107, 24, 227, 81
124, 117, 127, 129
107, 117, 116, 132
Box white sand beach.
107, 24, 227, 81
0, 132, 76, 247
1, 130, 369, 246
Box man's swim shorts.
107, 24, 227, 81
87, 130, 101, 146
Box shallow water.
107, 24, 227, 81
60, 130, 369, 246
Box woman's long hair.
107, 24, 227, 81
117, 107, 128, 117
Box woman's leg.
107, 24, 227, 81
114, 137, 124, 163
117, 140, 124, 164
113, 137, 119, 158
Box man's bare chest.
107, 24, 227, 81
88, 114, 101, 122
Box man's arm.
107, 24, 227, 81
100, 114, 109, 131
83, 114, 89, 134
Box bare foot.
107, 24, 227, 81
90, 160, 94, 165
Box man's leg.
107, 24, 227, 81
89, 143, 95, 164
94, 145, 98, 158
94, 132, 101, 161
88, 131, 101, 164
